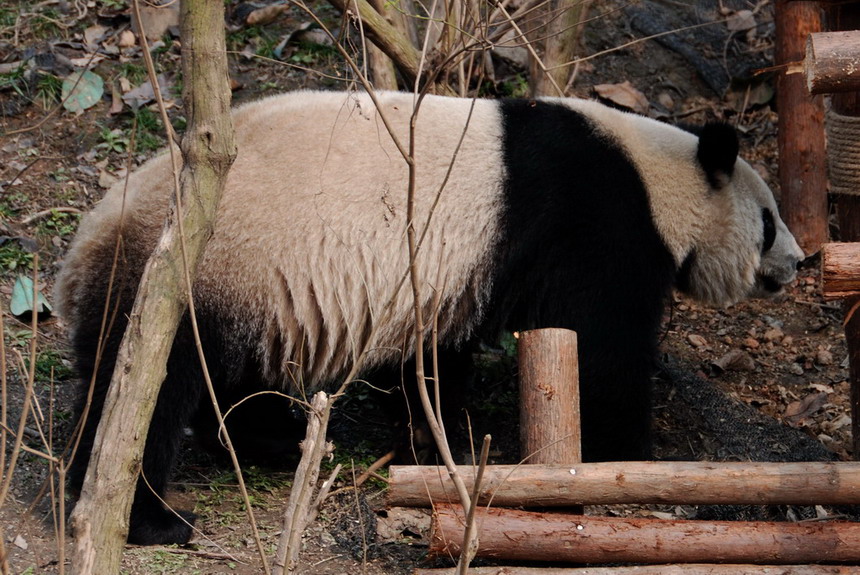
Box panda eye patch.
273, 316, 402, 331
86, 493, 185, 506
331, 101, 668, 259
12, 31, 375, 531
762, 208, 775, 253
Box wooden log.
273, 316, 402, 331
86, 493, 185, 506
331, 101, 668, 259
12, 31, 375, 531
828, 3, 860, 461
430, 504, 860, 564
388, 462, 860, 507
806, 31, 860, 95
775, 0, 828, 255
415, 566, 860, 575
822, 242, 860, 298
518, 329, 581, 464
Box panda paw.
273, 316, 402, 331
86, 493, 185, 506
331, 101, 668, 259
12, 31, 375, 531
128, 506, 197, 545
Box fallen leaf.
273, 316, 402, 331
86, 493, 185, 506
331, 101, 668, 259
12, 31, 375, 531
62, 70, 104, 113
726, 10, 756, 33
132, 0, 180, 41
784, 392, 828, 427
711, 349, 756, 372
84, 24, 109, 51
11, 275, 52, 318
121, 75, 173, 109
810, 382, 834, 394
246, 4, 288, 26
593, 81, 650, 114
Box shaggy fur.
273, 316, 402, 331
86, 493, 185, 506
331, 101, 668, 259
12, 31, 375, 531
55, 90, 803, 545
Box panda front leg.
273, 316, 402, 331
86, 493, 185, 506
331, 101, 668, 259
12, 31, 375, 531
579, 357, 653, 462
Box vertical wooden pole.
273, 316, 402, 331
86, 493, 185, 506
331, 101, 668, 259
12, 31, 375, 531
518, 328, 581, 464
774, 0, 827, 255
829, 5, 860, 460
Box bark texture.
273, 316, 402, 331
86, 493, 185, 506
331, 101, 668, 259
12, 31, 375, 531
68, 0, 236, 571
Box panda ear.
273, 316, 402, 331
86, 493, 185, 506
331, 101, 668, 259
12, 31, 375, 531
696, 123, 739, 189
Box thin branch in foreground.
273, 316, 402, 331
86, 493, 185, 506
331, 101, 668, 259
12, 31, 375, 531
274, 392, 333, 574
458, 434, 491, 575
0, 254, 40, 509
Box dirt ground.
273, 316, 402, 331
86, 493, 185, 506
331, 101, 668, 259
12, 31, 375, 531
0, 0, 854, 573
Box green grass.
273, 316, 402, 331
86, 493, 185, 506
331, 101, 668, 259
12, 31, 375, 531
32, 349, 75, 381
35, 209, 80, 238
133, 108, 166, 152
30, 7, 64, 38
0, 5, 17, 28
119, 61, 147, 85
34, 71, 62, 109
0, 242, 34, 273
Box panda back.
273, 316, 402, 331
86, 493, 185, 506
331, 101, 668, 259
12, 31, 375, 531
58, 91, 508, 387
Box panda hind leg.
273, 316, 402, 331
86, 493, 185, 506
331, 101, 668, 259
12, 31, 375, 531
126, 326, 211, 545
378, 345, 473, 465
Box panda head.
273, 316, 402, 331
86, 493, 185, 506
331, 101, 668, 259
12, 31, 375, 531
675, 122, 804, 306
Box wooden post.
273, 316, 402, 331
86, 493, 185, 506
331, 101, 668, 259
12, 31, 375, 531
518, 329, 581, 464
774, 0, 828, 255
430, 504, 860, 564
388, 461, 860, 508
806, 31, 860, 94
827, 4, 860, 461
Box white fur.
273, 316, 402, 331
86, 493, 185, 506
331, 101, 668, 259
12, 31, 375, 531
554, 99, 803, 305
57, 91, 802, 392
57, 91, 507, 389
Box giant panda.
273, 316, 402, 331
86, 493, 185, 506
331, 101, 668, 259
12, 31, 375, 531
55, 90, 804, 545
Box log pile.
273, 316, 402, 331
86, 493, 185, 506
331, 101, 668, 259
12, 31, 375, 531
390, 329, 860, 574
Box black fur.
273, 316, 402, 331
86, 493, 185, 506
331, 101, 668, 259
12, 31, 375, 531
762, 208, 776, 253
67, 233, 267, 544
696, 123, 739, 188
488, 100, 678, 461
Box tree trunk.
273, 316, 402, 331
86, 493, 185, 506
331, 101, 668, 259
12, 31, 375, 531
774, 0, 828, 256
327, 0, 456, 95
388, 461, 860, 508
529, 0, 590, 96
366, 0, 401, 90
430, 504, 860, 564
68, 0, 236, 571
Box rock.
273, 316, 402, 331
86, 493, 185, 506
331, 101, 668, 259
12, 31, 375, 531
763, 327, 784, 343
816, 349, 834, 366
687, 334, 708, 348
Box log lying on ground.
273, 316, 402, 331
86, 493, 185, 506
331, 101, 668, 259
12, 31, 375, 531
823, 242, 860, 299
430, 504, 860, 564
806, 31, 860, 95
414, 565, 860, 575
389, 461, 860, 507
